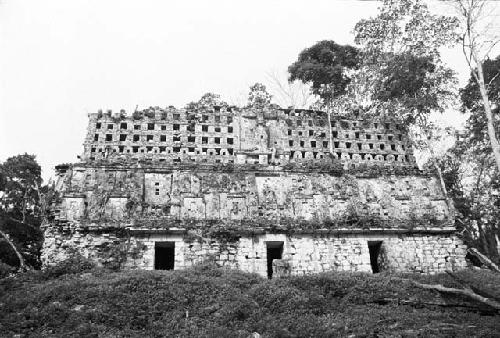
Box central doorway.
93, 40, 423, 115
266, 241, 284, 279
154, 241, 175, 270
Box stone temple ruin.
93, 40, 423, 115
41, 105, 467, 277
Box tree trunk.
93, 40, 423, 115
326, 103, 334, 156
477, 223, 491, 258
473, 52, 500, 173
430, 150, 454, 220
21, 187, 28, 223
468, 247, 500, 273
412, 280, 500, 312
495, 233, 500, 259
0, 228, 26, 271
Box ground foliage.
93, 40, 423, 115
0, 262, 499, 337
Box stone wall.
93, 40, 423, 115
82, 107, 415, 167
41, 227, 467, 276
42, 105, 466, 275
52, 166, 450, 229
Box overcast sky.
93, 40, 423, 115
0, 0, 481, 182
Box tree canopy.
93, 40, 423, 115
288, 40, 360, 102
247, 83, 273, 109
185, 93, 228, 110
0, 154, 42, 223
461, 55, 500, 117
353, 0, 458, 125
432, 54, 500, 262
0, 154, 44, 270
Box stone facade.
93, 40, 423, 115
83, 106, 414, 166
41, 105, 467, 276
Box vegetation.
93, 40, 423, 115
284, 0, 500, 264
451, 0, 500, 172
247, 83, 274, 109
288, 40, 360, 102
185, 93, 229, 111
0, 154, 46, 271
0, 263, 499, 337
438, 55, 500, 263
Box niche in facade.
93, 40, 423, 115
154, 241, 175, 270
267, 241, 284, 279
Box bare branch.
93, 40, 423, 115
265, 70, 316, 109
487, 71, 500, 89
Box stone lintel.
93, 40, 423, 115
126, 226, 457, 235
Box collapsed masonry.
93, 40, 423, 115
41, 105, 467, 277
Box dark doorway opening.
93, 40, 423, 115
155, 242, 175, 270
267, 241, 284, 279
368, 241, 383, 273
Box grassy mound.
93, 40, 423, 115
0, 264, 499, 337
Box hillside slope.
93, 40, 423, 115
0, 265, 499, 337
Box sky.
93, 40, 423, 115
0, 0, 486, 182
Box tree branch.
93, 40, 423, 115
411, 280, 500, 312
468, 247, 500, 272
0, 228, 27, 271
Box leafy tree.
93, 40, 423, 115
354, 0, 458, 58
0, 154, 42, 223
353, 0, 459, 208
247, 83, 273, 109
288, 40, 360, 102
288, 40, 361, 155
354, 0, 458, 125
371, 52, 456, 124
439, 54, 500, 262
0, 154, 44, 270
439, 134, 500, 263
460, 55, 500, 150
185, 93, 228, 110
451, 0, 500, 172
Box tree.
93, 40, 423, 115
372, 53, 456, 124
439, 130, 500, 263
452, 0, 500, 172
265, 70, 317, 109
185, 93, 228, 110
288, 40, 361, 155
353, 0, 459, 209
288, 40, 360, 102
460, 55, 500, 148
353, 0, 458, 125
0, 154, 44, 270
439, 54, 500, 262
0, 154, 42, 223
247, 83, 273, 109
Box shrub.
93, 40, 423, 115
42, 254, 96, 279
1, 268, 499, 337
0, 261, 15, 278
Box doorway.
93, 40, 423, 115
266, 241, 284, 279
368, 241, 383, 273
154, 242, 175, 270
